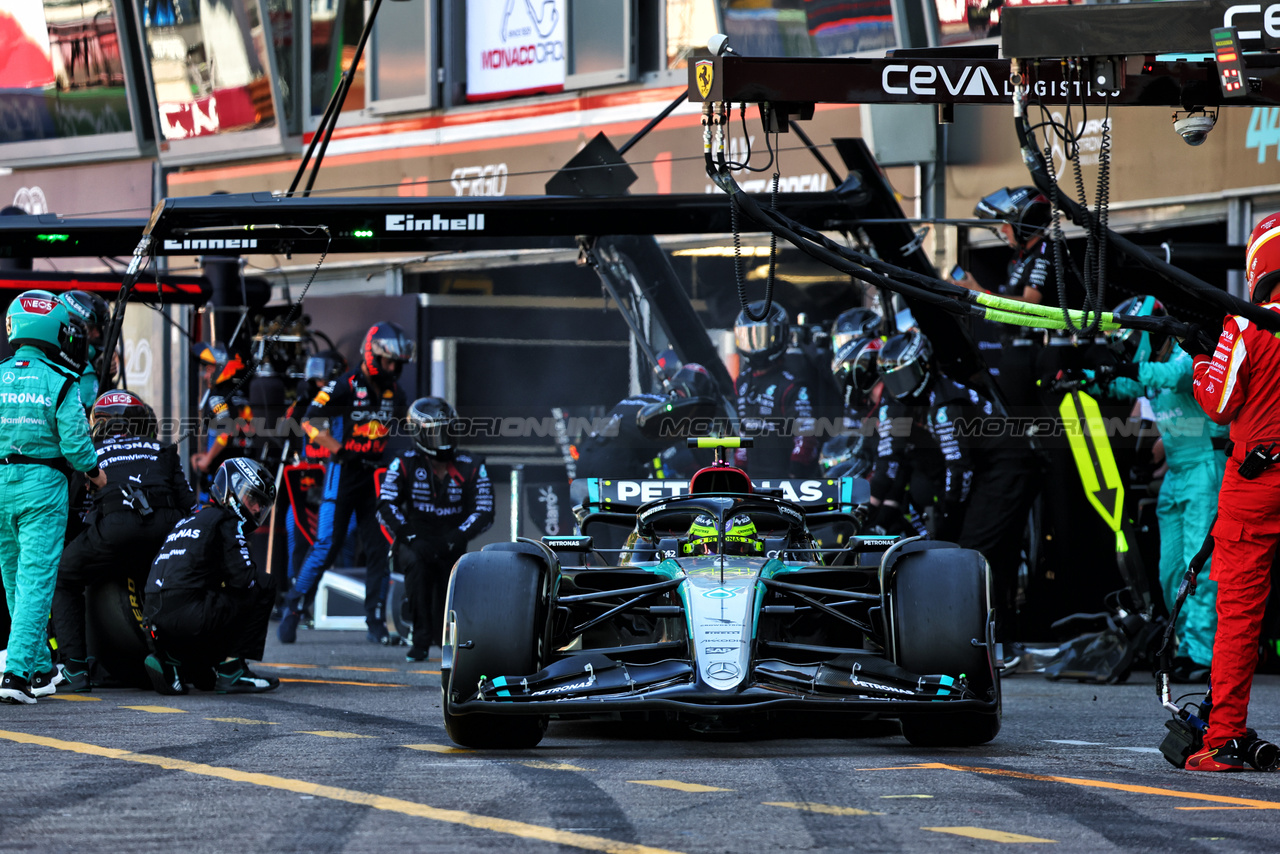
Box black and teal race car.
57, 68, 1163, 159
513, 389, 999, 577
441, 440, 1000, 749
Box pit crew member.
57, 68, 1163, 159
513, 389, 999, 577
735, 300, 820, 478
279, 322, 413, 645
376, 398, 494, 661
0, 292, 104, 704
1183, 212, 1280, 770
142, 458, 280, 695
53, 391, 196, 692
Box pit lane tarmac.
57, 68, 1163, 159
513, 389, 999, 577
3, 630, 1278, 853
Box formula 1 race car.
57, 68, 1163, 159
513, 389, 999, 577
440, 439, 1000, 749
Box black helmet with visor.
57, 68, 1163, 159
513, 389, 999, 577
878, 331, 935, 404
407, 397, 458, 461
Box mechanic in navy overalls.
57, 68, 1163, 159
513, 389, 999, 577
376, 398, 494, 662
733, 300, 820, 478
955, 186, 1057, 411
278, 322, 413, 645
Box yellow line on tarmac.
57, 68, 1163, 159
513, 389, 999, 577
256, 663, 319, 669
207, 718, 278, 725
120, 706, 187, 714
900, 763, 1280, 811
296, 731, 375, 739
278, 678, 405, 687
331, 666, 400, 673
520, 761, 588, 772
404, 744, 473, 754
629, 780, 731, 793
923, 827, 1055, 843
45, 695, 101, 702
763, 802, 881, 816
410, 670, 442, 675
0, 729, 686, 854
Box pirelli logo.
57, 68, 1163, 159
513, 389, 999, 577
163, 238, 259, 250
385, 213, 486, 232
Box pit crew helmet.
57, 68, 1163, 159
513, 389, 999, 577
61, 290, 109, 345
878, 330, 935, 404
832, 336, 883, 412
6, 290, 89, 371
1246, 211, 1280, 304
362, 322, 415, 380
683, 513, 763, 557
211, 457, 276, 528
734, 300, 790, 368
830, 307, 882, 355
407, 396, 458, 461
1109, 295, 1170, 363
191, 341, 246, 387
91, 390, 153, 438
669, 363, 716, 400
975, 186, 1051, 246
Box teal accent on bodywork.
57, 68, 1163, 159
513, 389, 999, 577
587, 478, 600, 506
753, 558, 794, 639
650, 558, 693, 637
492, 675, 511, 697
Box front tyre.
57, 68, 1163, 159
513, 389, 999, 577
442, 549, 549, 748
891, 547, 1001, 747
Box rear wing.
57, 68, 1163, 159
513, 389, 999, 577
578, 477, 870, 514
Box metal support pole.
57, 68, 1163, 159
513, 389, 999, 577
510, 464, 524, 541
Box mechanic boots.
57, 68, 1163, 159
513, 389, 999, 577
29, 666, 66, 698
145, 654, 189, 696
1185, 739, 1247, 772
0, 673, 36, 704
60, 659, 94, 693
214, 659, 280, 694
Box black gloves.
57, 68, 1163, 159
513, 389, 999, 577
1094, 361, 1140, 385
331, 447, 358, 464
1178, 324, 1219, 359
850, 503, 873, 532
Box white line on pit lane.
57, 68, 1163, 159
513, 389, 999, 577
1045, 740, 1163, 753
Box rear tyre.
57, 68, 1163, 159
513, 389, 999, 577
442, 550, 550, 749
891, 547, 1001, 747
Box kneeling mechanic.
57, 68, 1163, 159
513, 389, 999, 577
142, 458, 280, 694
53, 391, 197, 692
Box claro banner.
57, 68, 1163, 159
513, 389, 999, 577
466, 0, 566, 102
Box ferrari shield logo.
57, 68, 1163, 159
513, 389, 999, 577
695, 60, 714, 99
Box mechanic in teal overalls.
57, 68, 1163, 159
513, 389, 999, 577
1089, 295, 1225, 682
0, 291, 105, 704
61, 290, 112, 405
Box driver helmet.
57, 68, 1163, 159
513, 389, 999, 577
1109, 295, 1170, 363
669, 362, 716, 399
362, 321, 415, 381
1246, 211, 1280, 304
191, 341, 246, 387
211, 458, 276, 528
878, 330, 935, 404
6, 290, 89, 371
830, 307, 882, 355
974, 186, 1051, 247
91, 390, 152, 439
734, 300, 790, 369
61, 290, 109, 348
407, 396, 458, 461
832, 336, 883, 413
683, 512, 763, 557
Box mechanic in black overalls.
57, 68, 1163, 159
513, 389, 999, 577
879, 330, 1038, 640
734, 301, 820, 478
376, 398, 494, 662
52, 391, 197, 692
572, 363, 717, 489
955, 186, 1056, 412
279, 322, 413, 645
142, 458, 280, 695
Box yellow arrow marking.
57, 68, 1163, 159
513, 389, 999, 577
628, 780, 731, 793
0, 729, 685, 854
923, 827, 1055, 843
